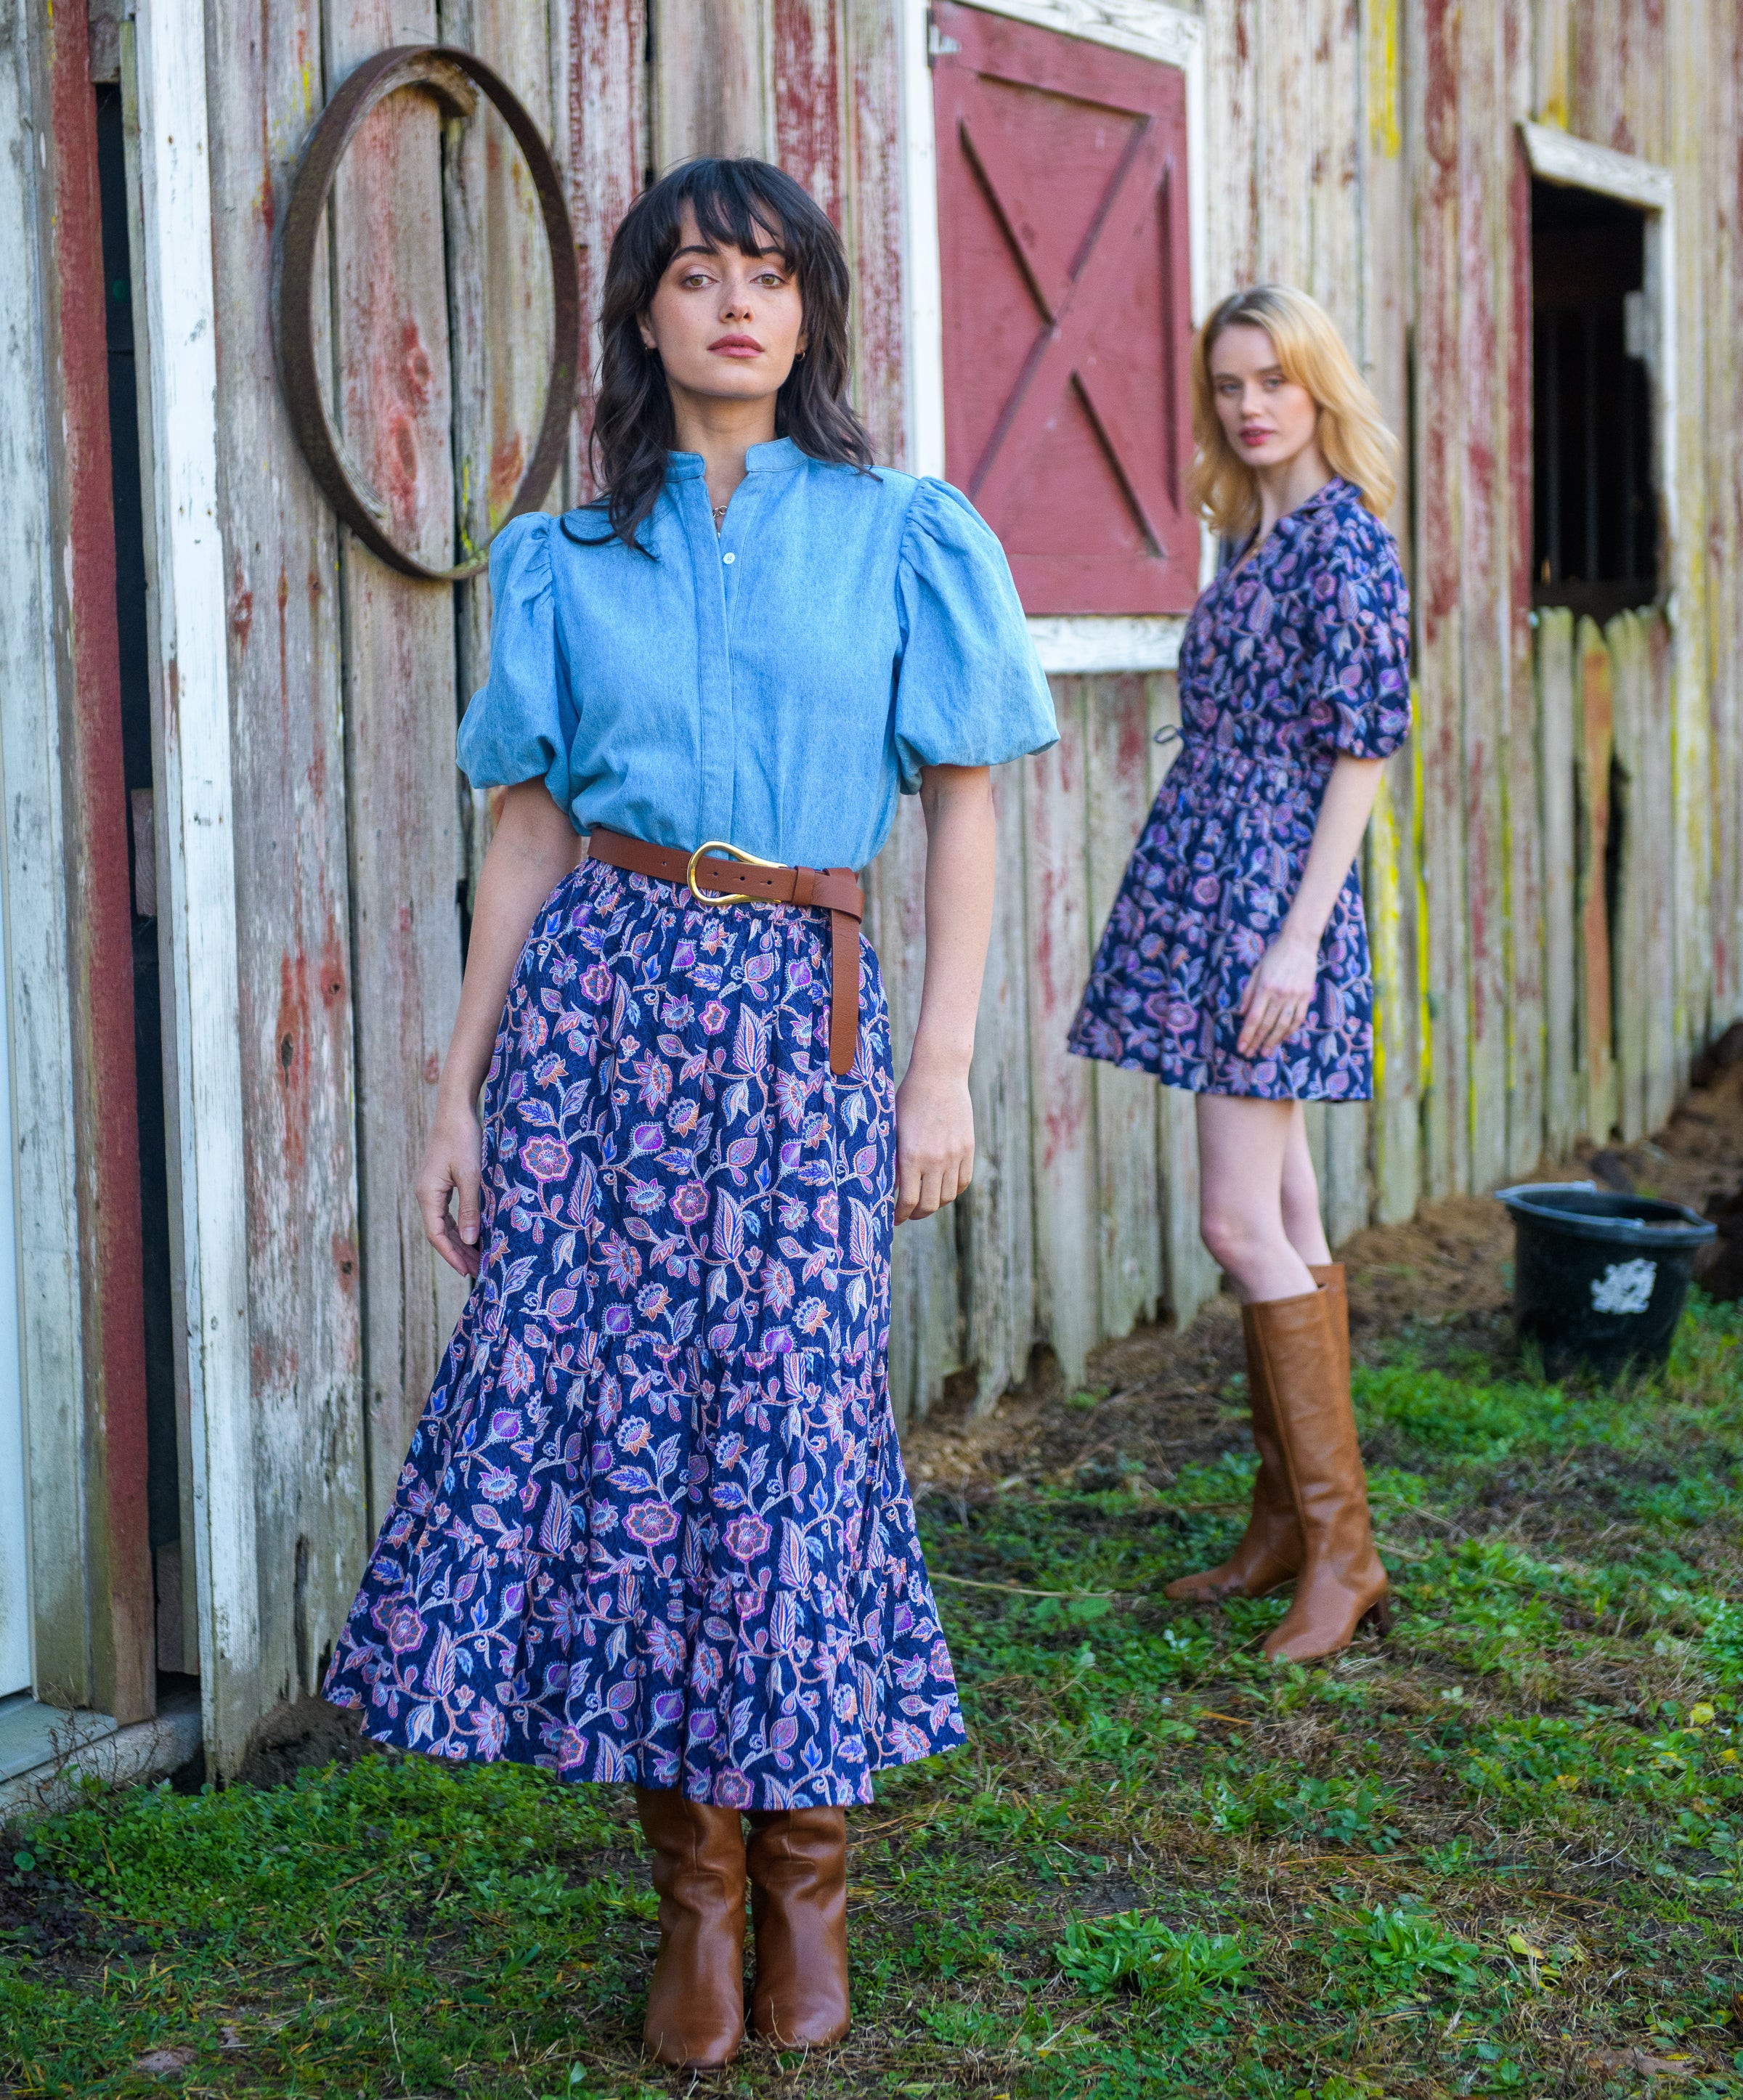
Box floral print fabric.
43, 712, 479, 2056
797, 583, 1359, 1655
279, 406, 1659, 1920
1068, 479, 1411, 1100
324, 858, 965, 1808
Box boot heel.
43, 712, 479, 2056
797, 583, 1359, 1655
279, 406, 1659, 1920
1360, 1595, 1394, 1637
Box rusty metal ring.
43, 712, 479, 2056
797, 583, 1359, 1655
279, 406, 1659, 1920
272, 44, 580, 582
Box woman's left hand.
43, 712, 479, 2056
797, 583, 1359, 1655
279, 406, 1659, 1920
894, 1057, 975, 1222
1237, 928, 1320, 1059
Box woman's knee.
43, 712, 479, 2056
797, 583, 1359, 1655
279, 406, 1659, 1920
1200, 1205, 1271, 1272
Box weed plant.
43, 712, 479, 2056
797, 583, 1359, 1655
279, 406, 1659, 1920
2, 1297, 1742, 2095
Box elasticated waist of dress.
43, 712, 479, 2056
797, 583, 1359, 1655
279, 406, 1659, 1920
586, 829, 866, 1077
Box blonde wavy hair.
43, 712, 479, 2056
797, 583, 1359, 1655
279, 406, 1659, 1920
1187, 284, 1398, 540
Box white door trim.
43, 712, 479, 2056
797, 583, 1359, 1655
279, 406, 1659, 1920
131, 0, 259, 1775
898, 0, 1206, 672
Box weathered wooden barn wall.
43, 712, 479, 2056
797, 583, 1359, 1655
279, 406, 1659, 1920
81, 0, 1743, 1774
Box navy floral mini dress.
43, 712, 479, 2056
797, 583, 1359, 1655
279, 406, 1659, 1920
1068, 477, 1410, 1101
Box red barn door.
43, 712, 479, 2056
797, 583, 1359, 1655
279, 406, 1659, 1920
930, 2, 1196, 614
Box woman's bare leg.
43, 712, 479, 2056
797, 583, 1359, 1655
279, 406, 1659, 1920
1196, 1095, 1318, 1303
1279, 1102, 1333, 1269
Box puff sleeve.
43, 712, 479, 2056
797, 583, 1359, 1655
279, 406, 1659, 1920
893, 479, 1057, 791
456, 512, 578, 815
1310, 515, 1413, 759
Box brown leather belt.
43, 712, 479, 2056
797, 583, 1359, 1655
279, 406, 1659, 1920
587, 828, 866, 1075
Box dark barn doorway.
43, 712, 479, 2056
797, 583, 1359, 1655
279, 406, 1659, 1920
1531, 179, 1659, 622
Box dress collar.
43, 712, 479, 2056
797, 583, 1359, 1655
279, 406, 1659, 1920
666, 436, 805, 481
1228, 476, 1350, 570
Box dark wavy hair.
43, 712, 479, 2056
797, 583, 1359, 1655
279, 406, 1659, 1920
564, 157, 873, 553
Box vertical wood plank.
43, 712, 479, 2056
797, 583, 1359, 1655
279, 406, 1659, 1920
866, 794, 960, 1423
204, 0, 365, 1709
1535, 608, 1579, 1157
31, 0, 156, 1723
1203, 0, 1258, 297
1532, 0, 1571, 123
1500, 21, 1543, 1181
0, 7, 93, 1706
1024, 680, 1097, 1386
1085, 676, 1162, 1343
442, 1, 558, 707
1457, 0, 1509, 1196
1609, 614, 1649, 1141
564, 0, 650, 502
962, 760, 1035, 1412
1309, 0, 1364, 351
131, 0, 260, 1770
1414, 0, 1471, 1196
843, 0, 905, 467
1147, 675, 1219, 1324
1255, 3, 1309, 284
1575, 617, 1615, 1141
1708, 0, 1743, 1025
773, 0, 845, 223
325, 2, 466, 1531
1367, 744, 1420, 1221
1668, 0, 1714, 1080
651, 0, 769, 167
1641, 611, 1678, 1132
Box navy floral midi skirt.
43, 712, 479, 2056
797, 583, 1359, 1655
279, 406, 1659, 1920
323, 858, 965, 1809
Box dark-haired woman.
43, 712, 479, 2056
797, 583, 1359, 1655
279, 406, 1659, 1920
323, 158, 1055, 2069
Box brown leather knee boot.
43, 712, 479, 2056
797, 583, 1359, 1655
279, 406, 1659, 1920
1245, 1280, 1391, 1664
1165, 1265, 1344, 1602
745, 1804, 850, 2048
635, 1788, 747, 2068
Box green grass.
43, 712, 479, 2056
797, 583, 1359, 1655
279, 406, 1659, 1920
5, 1295, 1743, 2096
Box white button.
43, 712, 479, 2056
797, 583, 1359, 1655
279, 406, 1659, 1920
723, 551, 736, 565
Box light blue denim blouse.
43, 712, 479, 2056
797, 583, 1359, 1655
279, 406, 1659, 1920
457, 437, 1057, 872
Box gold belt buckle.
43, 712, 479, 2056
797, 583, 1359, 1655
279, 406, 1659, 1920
686, 838, 780, 907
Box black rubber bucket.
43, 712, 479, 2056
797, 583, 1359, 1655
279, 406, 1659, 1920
1498, 1181, 1717, 1381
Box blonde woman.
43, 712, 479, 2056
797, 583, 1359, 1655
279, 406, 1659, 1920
1069, 285, 1411, 1664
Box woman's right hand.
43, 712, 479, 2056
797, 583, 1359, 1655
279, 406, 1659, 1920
417, 1094, 485, 1279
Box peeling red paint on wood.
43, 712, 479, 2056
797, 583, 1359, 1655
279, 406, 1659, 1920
773, 0, 844, 224
45, 0, 154, 1722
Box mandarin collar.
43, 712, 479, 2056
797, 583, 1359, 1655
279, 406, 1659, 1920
666, 436, 805, 482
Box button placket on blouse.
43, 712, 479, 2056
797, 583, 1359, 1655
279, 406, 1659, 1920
679, 469, 739, 847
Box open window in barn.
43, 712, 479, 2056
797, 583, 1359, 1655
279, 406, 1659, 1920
94, 84, 191, 1693
1531, 179, 1658, 620
927, 1, 1197, 616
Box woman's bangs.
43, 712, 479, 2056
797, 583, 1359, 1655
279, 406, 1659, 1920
682, 163, 792, 271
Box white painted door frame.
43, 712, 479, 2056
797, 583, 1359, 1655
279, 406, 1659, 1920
897, 0, 1208, 672
129, 2, 259, 1776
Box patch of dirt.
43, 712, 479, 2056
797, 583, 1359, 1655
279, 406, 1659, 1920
235, 1694, 383, 1791
906, 1049, 1743, 1500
